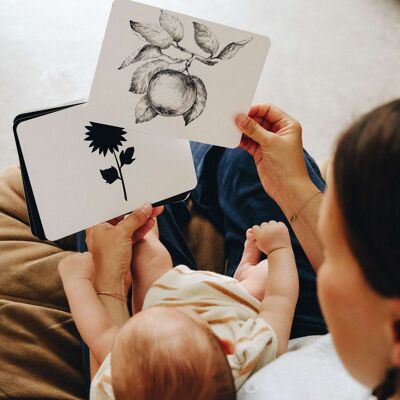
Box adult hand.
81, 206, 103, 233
235, 104, 310, 202
85, 204, 164, 295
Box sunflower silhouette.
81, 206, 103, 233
84, 122, 136, 201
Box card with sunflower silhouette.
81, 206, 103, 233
87, 0, 271, 148
15, 102, 197, 241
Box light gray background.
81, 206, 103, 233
1, 0, 400, 170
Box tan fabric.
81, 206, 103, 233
0, 166, 224, 399
0, 166, 86, 399
184, 200, 225, 274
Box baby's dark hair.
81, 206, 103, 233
111, 307, 236, 400
333, 99, 400, 400
333, 99, 400, 298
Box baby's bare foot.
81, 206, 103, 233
131, 228, 170, 275
130, 227, 173, 312
234, 229, 261, 280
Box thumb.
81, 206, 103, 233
117, 203, 153, 234
235, 113, 273, 146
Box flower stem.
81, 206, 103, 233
113, 151, 127, 201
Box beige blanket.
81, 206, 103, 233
0, 166, 224, 399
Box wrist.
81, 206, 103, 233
274, 177, 319, 215
93, 278, 126, 296
266, 245, 292, 256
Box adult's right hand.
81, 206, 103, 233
235, 104, 310, 203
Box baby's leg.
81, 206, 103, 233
234, 229, 268, 302
131, 225, 173, 312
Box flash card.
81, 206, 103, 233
15, 102, 197, 241
87, 0, 271, 148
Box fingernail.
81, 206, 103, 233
142, 203, 152, 213
236, 113, 247, 127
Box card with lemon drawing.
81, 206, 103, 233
87, 0, 271, 148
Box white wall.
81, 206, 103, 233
1, 0, 399, 170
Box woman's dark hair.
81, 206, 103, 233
334, 100, 400, 399
333, 99, 400, 298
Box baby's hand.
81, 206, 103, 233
58, 252, 95, 283
251, 221, 291, 254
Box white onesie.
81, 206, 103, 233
90, 265, 278, 399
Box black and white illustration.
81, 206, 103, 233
84, 122, 135, 201
16, 104, 197, 240
87, 0, 271, 148
119, 10, 252, 126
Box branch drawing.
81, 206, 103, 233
118, 10, 253, 126
84, 122, 136, 201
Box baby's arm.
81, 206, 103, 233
252, 222, 299, 356
58, 252, 119, 365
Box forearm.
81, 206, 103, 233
87, 278, 128, 374
275, 178, 324, 272
259, 248, 299, 355
264, 248, 299, 300
93, 278, 130, 326
62, 278, 115, 346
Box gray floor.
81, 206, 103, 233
1, 0, 400, 171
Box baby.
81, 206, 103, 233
59, 220, 299, 400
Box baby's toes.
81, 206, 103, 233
239, 232, 261, 267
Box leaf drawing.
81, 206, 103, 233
100, 166, 119, 184
183, 76, 207, 125
119, 146, 136, 166
130, 21, 173, 49
216, 37, 253, 60
135, 94, 158, 123
120, 10, 254, 128
118, 44, 163, 69
159, 10, 184, 42
193, 22, 219, 55
130, 59, 170, 94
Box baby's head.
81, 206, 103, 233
111, 306, 236, 400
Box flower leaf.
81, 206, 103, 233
183, 76, 207, 126
130, 60, 170, 94
100, 166, 119, 184
159, 10, 184, 42
118, 45, 163, 69
130, 21, 173, 49
216, 37, 253, 60
135, 94, 158, 123
193, 22, 219, 55
119, 146, 136, 166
